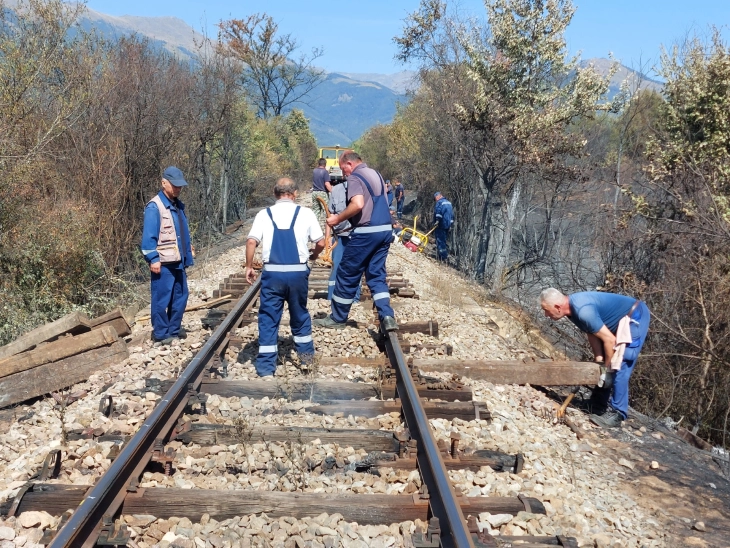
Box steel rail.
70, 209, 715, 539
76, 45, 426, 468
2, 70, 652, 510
49, 278, 262, 548
384, 330, 476, 548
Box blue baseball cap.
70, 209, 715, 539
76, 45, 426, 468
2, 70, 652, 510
163, 166, 188, 187
434, 191, 442, 198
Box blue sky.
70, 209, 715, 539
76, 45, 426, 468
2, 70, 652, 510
83, 0, 730, 74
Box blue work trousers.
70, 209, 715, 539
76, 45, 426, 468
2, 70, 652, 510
328, 235, 361, 302
611, 302, 650, 417
257, 269, 314, 376
594, 302, 650, 418
435, 227, 449, 260
150, 265, 188, 341
331, 231, 394, 323
396, 198, 404, 219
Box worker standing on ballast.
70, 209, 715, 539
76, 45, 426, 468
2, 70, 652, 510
314, 150, 398, 332
141, 166, 195, 346
433, 191, 454, 261
245, 178, 325, 377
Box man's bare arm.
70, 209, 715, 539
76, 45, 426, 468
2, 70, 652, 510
309, 238, 325, 261
245, 238, 258, 284
327, 194, 364, 227
593, 326, 617, 365
587, 333, 604, 362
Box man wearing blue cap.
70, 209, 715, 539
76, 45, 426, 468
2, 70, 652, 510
433, 191, 454, 261
141, 166, 195, 345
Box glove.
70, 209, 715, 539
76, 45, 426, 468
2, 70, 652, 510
597, 365, 616, 390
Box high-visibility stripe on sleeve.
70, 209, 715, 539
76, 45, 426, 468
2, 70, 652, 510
328, 281, 336, 286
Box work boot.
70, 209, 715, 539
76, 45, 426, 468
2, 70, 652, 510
313, 315, 346, 330
153, 336, 175, 347
381, 316, 398, 332
590, 407, 624, 428
175, 328, 188, 340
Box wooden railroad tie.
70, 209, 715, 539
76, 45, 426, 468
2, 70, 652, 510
2, 486, 544, 525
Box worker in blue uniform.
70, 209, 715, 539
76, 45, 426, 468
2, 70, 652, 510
314, 150, 398, 332
433, 191, 454, 261
324, 179, 361, 302
394, 180, 405, 219
245, 178, 325, 377
141, 166, 195, 345
540, 288, 650, 428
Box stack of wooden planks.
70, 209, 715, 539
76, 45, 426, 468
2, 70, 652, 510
0, 309, 130, 408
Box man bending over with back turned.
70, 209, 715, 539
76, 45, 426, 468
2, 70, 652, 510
540, 288, 650, 428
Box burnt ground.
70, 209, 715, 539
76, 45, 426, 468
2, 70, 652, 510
544, 386, 730, 548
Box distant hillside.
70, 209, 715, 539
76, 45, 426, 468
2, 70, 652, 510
338, 71, 418, 95
293, 73, 405, 145
580, 58, 663, 98
67, 5, 403, 144
76, 7, 204, 59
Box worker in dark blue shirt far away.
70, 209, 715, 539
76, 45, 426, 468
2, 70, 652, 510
433, 191, 454, 261
141, 166, 195, 346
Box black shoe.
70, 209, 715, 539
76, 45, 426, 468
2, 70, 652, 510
174, 328, 188, 340
590, 407, 624, 428
381, 316, 398, 332
313, 315, 346, 329
153, 336, 175, 347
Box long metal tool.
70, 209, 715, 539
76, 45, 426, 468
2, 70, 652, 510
48, 278, 262, 548
383, 330, 476, 548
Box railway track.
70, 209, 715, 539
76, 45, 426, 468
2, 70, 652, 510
1, 265, 578, 548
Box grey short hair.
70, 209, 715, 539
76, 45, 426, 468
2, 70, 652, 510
540, 288, 565, 305
274, 178, 298, 197
340, 150, 362, 163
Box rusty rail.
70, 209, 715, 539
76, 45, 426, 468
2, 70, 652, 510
383, 329, 477, 548
48, 278, 262, 548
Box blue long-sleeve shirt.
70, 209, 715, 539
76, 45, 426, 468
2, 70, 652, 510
141, 191, 194, 269
434, 197, 454, 229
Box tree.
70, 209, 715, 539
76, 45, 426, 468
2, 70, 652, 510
395, 0, 615, 292
613, 30, 730, 443
218, 14, 325, 119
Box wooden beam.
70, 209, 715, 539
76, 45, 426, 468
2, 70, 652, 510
0, 326, 118, 378
88, 308, 131, 337
199, 379, 472, 403
176, 425, 399, 451
411, 359, 600, 386
0, 311, 90, 361
137, 296, 233, 322
306, 400, 490, 422
2, 486, 543, 524
0, 340, 128, 408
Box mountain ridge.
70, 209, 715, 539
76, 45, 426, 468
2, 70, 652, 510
63, 5, 665, 144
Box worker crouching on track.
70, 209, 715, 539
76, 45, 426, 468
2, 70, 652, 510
314, 150, 398, 332
540, 288, 650, 428
141, 166, 195, 346
245, 178, 325, 377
